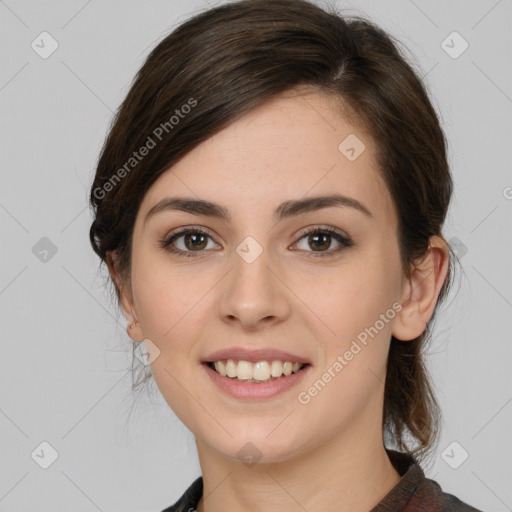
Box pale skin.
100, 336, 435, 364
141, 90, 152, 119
108, 88, 449, 512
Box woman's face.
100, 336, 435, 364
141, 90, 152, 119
124, 89, 410, 464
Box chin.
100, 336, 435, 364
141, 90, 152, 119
201, 429, 309, 466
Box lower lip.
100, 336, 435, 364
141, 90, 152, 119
202, 363, 311, 400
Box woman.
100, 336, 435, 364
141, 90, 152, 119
89, 0, 483, 510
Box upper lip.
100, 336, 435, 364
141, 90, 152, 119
202, 347, 311, 365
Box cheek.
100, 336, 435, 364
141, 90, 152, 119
301, 251, 401, 410
296, 270, 398, 436
131, 250, 210, 343
302, 256, 399, 342
130, 259, 211, 423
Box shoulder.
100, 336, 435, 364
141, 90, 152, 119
374, 449, 484, 512
159, 476, 203, 512
410, 476, 484, 511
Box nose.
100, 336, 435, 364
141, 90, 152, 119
216, 243, 291, 331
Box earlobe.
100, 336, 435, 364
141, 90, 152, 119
127, 321, 144, 342
106, 250, 144, 342
392, 236, 450, 341
123, 307, 144, 342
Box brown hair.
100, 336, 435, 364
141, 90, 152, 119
89, 0, 455, 463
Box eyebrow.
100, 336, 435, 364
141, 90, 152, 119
144, 193, 373, 225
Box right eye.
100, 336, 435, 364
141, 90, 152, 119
159, 227, 220, 257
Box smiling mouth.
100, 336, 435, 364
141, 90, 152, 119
205, 359, 309, 383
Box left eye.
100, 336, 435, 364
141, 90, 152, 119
159, 226, 353, 257
292, 227, 353, 257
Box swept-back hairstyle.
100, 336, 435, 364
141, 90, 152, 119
89, 0, 454, 463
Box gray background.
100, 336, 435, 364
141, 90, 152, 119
0, 0, 511, 510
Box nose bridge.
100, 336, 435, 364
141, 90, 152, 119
217, 234, 290, 328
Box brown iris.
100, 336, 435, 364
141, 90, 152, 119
309, 233, 331, 251
184, 232, 208, 251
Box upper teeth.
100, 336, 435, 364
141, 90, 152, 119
213, 360, 304, 381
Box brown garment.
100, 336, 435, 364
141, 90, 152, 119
161, 449, 483, 511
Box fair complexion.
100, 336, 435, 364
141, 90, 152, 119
110, 88, 449, 512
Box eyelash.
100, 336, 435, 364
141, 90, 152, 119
158, 226, 354, 258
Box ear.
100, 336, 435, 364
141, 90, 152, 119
106, 251, 144, 342
392, 236, 450, 341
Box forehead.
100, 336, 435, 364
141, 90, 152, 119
139, 89, 396, 226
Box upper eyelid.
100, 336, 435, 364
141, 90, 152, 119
166, 226, 219, 243
295, 224, 349, 240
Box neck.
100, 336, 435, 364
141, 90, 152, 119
195, 423, 401, 512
